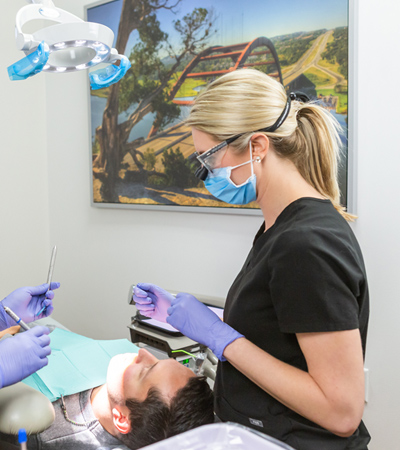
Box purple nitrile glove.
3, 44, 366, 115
167, 293, 244, 361
0, 282, 60, 329
0, 326, 51, 389
133, 283, 174, 323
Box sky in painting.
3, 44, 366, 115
87, 0, 348, 59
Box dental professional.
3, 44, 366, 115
0, 283, 60, 389
134, 69, 370, 450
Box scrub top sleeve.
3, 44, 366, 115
268, 228, 363, 334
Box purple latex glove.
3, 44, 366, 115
0, 282, 60, 330
0, 326, 51, 388
167, 293, 244, 361
133, 283, 174, 323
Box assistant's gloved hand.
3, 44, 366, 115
167, 293, 244, 361
133, 283, 174, 323
0, 326, 51, 389
0, 282, 60, 330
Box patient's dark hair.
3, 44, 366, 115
117, 376, 214, 449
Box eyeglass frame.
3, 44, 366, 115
190, 134, 242, 181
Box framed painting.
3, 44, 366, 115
87, 0, 353, 214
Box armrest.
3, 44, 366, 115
0, 382, 55, 435
0, 326, 20, 339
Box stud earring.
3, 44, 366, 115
255, 156, 262, 163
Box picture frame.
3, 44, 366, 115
87, 0, 354, 215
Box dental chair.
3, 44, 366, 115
0, 383, 128, 450
0, 382, 55, 450
0, 317, 69, 450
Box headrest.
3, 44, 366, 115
0, 381, 55, 435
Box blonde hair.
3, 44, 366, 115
186, 69, 354, 221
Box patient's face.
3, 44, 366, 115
106, 348, 194, 405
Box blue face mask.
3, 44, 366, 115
204, 143, 257, 205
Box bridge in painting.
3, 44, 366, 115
144, 36, 283, 141
170, 36, 283, 107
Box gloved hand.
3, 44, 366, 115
0, 326, 51, 389
0, 282, 60, 330
167, 293, 244, 361
133, 283, 174, 323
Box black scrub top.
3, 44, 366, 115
214, 198, 370, 450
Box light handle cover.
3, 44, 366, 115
89, 54, 131, 90
7, 41, 49, 81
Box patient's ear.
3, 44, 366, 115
112, 407, 131, 434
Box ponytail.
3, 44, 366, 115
268, 102, 356, 221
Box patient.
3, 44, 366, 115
2, 348, 214, 450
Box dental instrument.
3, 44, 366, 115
3, 307, 30, 332
36, 245, 57, 316
127, 284, 223, 384
46, 245, 57, 290
7, 0, 131, 89
171, 349, 207, 375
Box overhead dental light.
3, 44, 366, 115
7, 0, 131, 90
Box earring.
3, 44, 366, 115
255, 156, 262, 163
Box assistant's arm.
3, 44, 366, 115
167, 293, 365, 436
223, 329, 365, 437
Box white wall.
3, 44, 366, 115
0, 0, 49, 295
1, 0, 400, 448
353, 1, 400, 447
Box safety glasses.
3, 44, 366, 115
191, 134, 242, 181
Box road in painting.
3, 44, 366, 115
89, 0, 349, 210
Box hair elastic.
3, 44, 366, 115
263, 91, 310, 133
